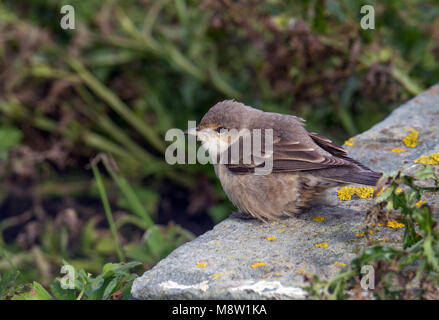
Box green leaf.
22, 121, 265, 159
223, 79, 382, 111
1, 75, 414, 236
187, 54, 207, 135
413, 166, 437, 181
114, 261, 142, 273
423, 233, 439, 271
31, 282, 53, 300
102, 277, 119, 300
84, 276, 105, 299
102, 263, 120, 277
49, 280, 77, 300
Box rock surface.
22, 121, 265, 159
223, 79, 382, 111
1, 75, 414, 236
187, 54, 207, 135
131, 84, 439, 300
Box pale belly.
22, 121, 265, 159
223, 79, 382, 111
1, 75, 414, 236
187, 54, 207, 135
214, 164, 337, 221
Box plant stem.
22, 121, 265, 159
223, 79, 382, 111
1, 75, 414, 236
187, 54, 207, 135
91, 162, 125, 262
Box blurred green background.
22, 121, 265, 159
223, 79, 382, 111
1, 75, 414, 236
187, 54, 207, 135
1, 0, 439, 297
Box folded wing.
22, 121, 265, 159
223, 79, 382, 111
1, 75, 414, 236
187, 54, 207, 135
225, 127, 381, 186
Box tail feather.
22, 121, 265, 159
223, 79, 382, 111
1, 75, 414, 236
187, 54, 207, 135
314, 166, 382, 186
335, 170, 382, 186
337, 155, 382, 186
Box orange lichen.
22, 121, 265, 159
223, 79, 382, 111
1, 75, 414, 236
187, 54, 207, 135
391, 148, 407, 154
402, 128, 419, 148
344, 137, 355, 147
313, 216, 325, 222
414, 153, 439, 165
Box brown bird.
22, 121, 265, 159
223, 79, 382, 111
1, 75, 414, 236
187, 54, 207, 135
186, 100, 381, 221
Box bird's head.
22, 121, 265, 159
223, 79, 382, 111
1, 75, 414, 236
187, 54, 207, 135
185, 100, 261, 158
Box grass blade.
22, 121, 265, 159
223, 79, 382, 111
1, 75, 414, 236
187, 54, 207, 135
91, 161, 125, 262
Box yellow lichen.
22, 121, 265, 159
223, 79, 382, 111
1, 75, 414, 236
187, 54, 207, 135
414, 153, 439, 165
314, 242, 329, 248
356, 186, 375, 198
415, 200, 426, 208
196, 262, 208, 268
334, 262, 347, 267
250, 262, 266, 268
369, 230, 374, 235
386, 220, 405, 229
265, 236, 277, 241
355, 232, 365, 237
211, 273, 223, 279
336, 186, 375, 200
391, 148, 407, 154
297, 265, 312, 277
313, 216, 325, 222
376, 221, 405, 229
274, 273, 281, 277
336, 186, 355, 200
344, 137, 355, 147
402, 128, 419, 148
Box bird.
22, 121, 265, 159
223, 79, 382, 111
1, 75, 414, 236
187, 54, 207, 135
185, 100, 382, 221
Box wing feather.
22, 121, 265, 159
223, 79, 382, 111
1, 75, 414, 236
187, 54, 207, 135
220, 112, 381, 185
225, 133, 352, 174
307, 131, 348, 157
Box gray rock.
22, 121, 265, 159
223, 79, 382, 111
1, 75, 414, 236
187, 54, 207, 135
131, 84, 439, 300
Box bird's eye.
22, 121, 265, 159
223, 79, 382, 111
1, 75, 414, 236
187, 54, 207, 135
216, 126, 226, 133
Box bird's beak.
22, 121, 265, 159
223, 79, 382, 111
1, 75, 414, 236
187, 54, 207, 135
184, 127, 199, 136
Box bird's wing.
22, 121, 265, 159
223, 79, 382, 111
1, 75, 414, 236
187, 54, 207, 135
308, 130, 379, 173
225, 128, 353, 174
307, 131, 348, 158
223, 114, 381, 185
